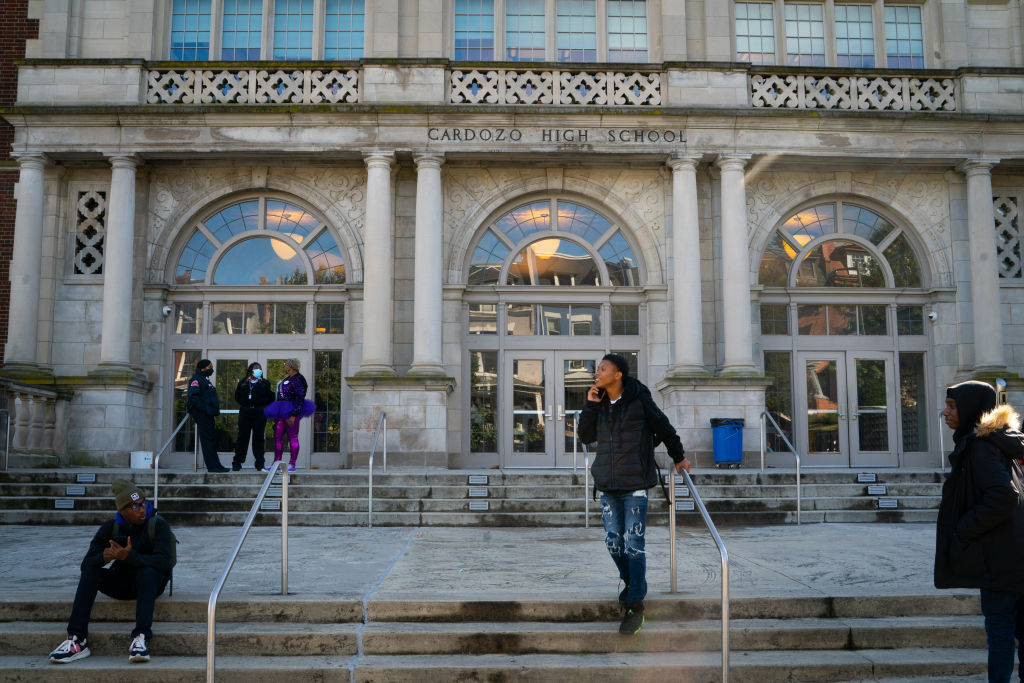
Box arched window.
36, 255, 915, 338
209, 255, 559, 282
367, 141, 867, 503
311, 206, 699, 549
467, 198, 640, 286
758, 201, 922, 288
174, 197, 346, 285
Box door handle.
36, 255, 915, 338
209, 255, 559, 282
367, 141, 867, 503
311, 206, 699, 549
545, 404, 552, 419
838, 405, 846, 420
557, 405, 564, 421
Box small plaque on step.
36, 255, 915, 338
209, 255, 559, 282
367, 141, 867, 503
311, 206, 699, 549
468, 475, 489, 485
877, 497, 899, 509
675, 500, 695, 512
867, 484, 887, 495
260, 500, 281, 511
65, 485, 86, 496
468, 487, 489, 498
54, 499, 75, 509
76, 473, 96, 483
857, 473, 877, 483
468, 500, 489, 511
267, 486, 282, 497
675, 486, 690, 498
664, 474, 685, 485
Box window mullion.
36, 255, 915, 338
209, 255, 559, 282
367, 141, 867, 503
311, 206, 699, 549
824, 0, 835, 67
313, 0, 326, 59
546, 0, 556, 61
258, 196, 267, 230
211, 0, 224, 59
495, 0, 506, 59
774, 0, 785, 64
872, 0, 885, 68
263, 0, 274, 60
597, 0, 608, 61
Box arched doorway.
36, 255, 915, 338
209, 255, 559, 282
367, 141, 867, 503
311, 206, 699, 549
166, 194, 349, 469
758, 199, 932, 468
462, 197, 645, 468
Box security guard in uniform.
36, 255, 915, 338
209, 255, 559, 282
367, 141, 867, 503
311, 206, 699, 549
187, 359, 229, 472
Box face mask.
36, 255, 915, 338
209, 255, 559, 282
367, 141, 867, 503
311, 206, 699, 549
252, 369, 263, 379
201, 367, 213, 377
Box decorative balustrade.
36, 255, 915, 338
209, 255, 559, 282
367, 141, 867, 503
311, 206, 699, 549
0, 380, 67, 460
146, 67, 360, 104
449, 68, 662, 106
750, 72, 958, 111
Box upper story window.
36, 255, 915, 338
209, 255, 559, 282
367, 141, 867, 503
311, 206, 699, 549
170, 0, 364, 60
735, 1, 924, 69
454, 0, 648, 62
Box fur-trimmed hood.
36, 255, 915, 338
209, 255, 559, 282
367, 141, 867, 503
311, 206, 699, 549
975, 404, 1024, 462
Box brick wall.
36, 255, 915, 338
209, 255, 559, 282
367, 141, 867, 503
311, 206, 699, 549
0, 2, 40, 367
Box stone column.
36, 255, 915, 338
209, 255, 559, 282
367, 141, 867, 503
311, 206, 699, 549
409, 152, 446, 376
4, 154, 48, 371
961, 158, 1005, 372
668, 155, 705, 374
717, 154, 757, 375
97, 155, 140, 371
357, 151, 397, 376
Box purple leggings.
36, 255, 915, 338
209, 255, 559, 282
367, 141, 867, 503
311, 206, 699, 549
273, 417, 301, 466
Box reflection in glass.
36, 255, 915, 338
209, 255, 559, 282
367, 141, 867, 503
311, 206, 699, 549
324, 0, 365, 59
507, 303, 535, 335
470, 351, 498, 452
314, 350, 343, 452
512, 359, 546, 453
860, 305, 887, 335
172, 349, 201, 450
855, 359, 889, 451
173, 303, 202, 334
469, 304, 497, 335
210, 303, 245, 334
507, 239, 600, 286
468, 230, 510, 285
564, 359, 596, 452
897, 305, 923, 335
611, 304, 639, 335
204, 200, 259, 242
782, 203, 835, 244
213, 358, 248, 451
827, 305, 857, 335
796, 239, 885, 287
764, 351, 793, 452
884, 234, 922, 287
900, 352, 927, 451
607, 0, 649, 61
558, 202, 611, 243
176, 231, 216, 284
494, 201, 551, 243
760, 303, 789, 335
315, 303, 345, 334
598, 232, 639, 286
806, 359, 840, 453
610, 350, 639, 378
506, 0, 546, 60
843, 204, 893, 244
266, 200, 319, 240
506, 304, 601, 335
247, 303, 275, 333
275, 303, 306, 333
556, 0, 598, 61
272, 0, 315, 60
307, 232, 346, 284
455, 0, 495, 60
213, 238, 308, 285
797, 304, 826, 335
759, 232, 795, 286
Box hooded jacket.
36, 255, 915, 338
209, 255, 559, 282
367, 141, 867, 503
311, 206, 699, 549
235, 376, 274, 416
935, 381, 1024, 592
577, 376, 685, 493
80, 502, 174, 577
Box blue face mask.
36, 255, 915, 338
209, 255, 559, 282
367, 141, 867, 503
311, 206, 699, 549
252, 369, 263, 379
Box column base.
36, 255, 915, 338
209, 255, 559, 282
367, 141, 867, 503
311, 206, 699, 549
0, 363, 54, 382
354, 364, 398, 378
89, 362, 139, 384
719, 364, 760, 377
667, 365, 712, 378
406, 363, 447, 378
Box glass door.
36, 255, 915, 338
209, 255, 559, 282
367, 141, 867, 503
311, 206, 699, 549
503, 351, 555, 467
558, 354, 601, 468
207, 353, 250, 461
847, 353, 898, 467
798, 353, 849, 466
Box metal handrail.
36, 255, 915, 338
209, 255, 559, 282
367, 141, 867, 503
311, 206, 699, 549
759, 410, 802, 525
669, 469, 730, 682
207, 459, 289, 683
367, 412, 387, 528
938, 408, 947, 470
152, 414, 191, 511
574, 421, 590, 528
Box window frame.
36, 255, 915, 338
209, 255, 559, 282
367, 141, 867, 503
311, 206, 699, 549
733, 0, 928, 69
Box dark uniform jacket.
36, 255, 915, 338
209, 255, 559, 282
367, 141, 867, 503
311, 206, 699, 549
187, 370, 220, 416
578, 376, 685, 493
234, 377, 274, 416
81, 504, 174, 578
935, 399, 1024, 593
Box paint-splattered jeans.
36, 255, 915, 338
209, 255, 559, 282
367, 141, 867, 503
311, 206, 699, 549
600, 490, 648, 607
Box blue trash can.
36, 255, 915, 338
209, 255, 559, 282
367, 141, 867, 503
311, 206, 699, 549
710, 418, 744, 468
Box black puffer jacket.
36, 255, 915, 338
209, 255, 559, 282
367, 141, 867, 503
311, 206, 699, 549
578, 376, 685, 493
235, 377, 274, 416
935, 389, 1024, 592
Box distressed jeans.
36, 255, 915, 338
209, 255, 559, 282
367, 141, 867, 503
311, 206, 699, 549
600, 490, 649, 607
980, 588, 1024, 682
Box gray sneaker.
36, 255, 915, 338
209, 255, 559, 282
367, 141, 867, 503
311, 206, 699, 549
129, 634, 150, 663
49, 635, 90, 664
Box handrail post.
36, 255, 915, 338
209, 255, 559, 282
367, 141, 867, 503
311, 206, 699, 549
383, 414, 387, 473
584, 452, 590, 529
367, 412, 386, 528
573, 413, 578, 474
759, 412, 766, 472
281, 464, 288, 595
669, 471, 677, 594
760, 410, 802, 526
938, 408, 946, 470
153, 414, 190, 511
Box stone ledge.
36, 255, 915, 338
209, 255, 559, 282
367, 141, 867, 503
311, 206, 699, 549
346, 376, 455, 393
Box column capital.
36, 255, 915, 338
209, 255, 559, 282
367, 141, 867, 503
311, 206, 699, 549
413, 152, 446, 169
106, 154, 141, 170
363, 150, 395, 168
957, 157, 1000, 176
715, 154, 752, 171
667, 154, 701, 172
11, 152, 50, 170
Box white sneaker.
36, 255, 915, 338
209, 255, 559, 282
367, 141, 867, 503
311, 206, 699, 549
129, 634, 150, 663
49, 635, 90, 664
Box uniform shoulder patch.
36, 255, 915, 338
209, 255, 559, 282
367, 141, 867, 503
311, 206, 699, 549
190, 380, 199, 386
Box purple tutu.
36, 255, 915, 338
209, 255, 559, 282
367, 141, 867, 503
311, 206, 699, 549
264, 399, 316, 421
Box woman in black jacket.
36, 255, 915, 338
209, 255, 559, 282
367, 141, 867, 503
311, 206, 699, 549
232, 362, 274, 471
935, 380, 1024, 682
578, 354, 689, 636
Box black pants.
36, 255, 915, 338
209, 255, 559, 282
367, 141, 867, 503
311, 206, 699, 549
67, 564, 168, 640
191, 410, 223, 470
233, 411, 267, 469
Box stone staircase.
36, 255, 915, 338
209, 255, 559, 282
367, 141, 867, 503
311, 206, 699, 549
0, 469, 943, 526
0, 592, 989, 681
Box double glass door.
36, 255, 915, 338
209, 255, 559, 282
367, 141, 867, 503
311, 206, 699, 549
503, 350, 604, 467
208, 350, 313, 469
798, 351, 897, 467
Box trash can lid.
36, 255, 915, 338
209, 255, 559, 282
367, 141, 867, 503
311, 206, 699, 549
710, 418, 745, 427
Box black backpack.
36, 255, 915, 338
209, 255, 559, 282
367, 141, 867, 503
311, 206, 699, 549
110, 513, 178, 594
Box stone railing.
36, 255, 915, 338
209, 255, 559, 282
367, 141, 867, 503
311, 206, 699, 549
449, 67, 662, 106
146, 66, 361, 104
0, 379, 68, 459
750, 72, 958, 111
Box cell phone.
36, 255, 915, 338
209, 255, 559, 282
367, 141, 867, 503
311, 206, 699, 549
111, 536, 129, 546
595, 386, 606, 399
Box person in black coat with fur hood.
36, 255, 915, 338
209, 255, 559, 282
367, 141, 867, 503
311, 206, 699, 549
935, 380, 1024, 682
578, 354, 689, 636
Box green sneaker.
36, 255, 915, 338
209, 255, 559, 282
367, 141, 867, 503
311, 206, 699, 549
618, 607, 644, 635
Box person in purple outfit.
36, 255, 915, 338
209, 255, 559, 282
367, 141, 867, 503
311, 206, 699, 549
264, 358, 313, 473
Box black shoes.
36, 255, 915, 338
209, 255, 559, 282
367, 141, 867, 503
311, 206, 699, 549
619, 606, 644, 635
208, 465, 230, 473
231, 465, 242, 472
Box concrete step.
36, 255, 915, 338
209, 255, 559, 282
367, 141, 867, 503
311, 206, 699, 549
0, 655, 354, 682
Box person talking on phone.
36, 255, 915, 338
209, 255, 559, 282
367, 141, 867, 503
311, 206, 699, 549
48, 479, 174, 665
577, 353, 689, 636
